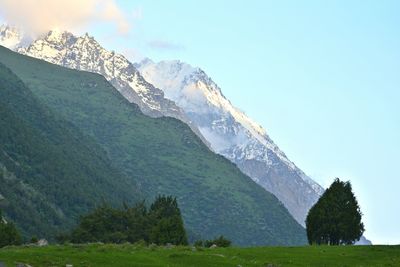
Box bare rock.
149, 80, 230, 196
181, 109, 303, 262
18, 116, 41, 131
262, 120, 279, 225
37, 239, 48, 247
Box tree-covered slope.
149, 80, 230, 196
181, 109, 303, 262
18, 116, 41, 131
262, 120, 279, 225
0, 46, 306, 246
0, 62, 140, 240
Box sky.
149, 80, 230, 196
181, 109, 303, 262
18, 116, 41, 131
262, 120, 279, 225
1, 1, 399, 245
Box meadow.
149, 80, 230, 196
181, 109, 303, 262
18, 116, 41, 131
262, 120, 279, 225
0, 244, 399, 267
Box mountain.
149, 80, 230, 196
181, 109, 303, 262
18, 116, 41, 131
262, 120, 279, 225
135, 59, 325, 225
0, 25, 324, 226
0, 26, 323, 226
0, 25, 23, 50
0, 45, 307, 246
355, 236, 373, 245
0, 59, 141, 240
11, 29, 209, 147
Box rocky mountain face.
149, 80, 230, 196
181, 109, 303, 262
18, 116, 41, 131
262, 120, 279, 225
0, 25, 323, 226
0, 25, 23, 50
136, 59, 325, 225
17, 30, 179, 118
0, 28, 208, 145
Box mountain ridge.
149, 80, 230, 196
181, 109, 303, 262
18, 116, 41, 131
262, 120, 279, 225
13, 28, 210, 147
0, 25, 323, 225
0, 45, 307, 246
136, 59, 324, 225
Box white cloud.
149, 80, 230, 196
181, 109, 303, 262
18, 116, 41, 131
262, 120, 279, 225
147, 40, 185, 51
0, 0, 131, 36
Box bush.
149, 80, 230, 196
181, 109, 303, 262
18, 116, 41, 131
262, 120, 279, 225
194, 240, 203, 247
197, 235, 231, 248
0, 210, 22, 248
30, 236, 38, 243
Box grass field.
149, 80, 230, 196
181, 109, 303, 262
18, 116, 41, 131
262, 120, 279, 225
0, 244, 399, 267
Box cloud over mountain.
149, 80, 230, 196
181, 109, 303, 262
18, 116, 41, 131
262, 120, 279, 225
0, 0, 130, 36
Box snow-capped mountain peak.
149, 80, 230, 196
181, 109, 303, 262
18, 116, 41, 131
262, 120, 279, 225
137, 59, 325, 225
45, 29, 73, 42
138, 60, 293, 167
0, 25, 24, 50
1, 25, 209, 146
14, 29, 178, 117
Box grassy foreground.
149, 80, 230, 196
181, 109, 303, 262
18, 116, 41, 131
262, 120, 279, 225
0, 244, 399, 267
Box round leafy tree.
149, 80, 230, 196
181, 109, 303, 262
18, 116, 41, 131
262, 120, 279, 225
306, 178, 364, 245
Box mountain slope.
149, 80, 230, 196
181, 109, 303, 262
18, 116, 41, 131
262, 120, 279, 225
136, 59, 324, 225
0, 46, 307, 246
0, 60, 140, 240
0, 26, 323, 226
12, 29, 209, 147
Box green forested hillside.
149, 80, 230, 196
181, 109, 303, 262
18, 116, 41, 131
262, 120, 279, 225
0, 62, 140, 239
0, 46, 306, 246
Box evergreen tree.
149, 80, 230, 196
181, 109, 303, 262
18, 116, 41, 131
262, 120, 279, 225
149, 195, 188, 245
0, 210, 22, 247
67, 196, 187, 245
70, 203, 128, 244
125, 201, 150, 243
306, 178, 364, 245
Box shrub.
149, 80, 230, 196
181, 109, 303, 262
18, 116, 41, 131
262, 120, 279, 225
0, 210, 22, 247
198, 235, 231, 248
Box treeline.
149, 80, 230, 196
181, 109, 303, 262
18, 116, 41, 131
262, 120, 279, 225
1, 195, 232, 247
58, 195, 188, 246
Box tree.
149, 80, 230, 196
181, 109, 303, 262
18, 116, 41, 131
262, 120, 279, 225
0, 210, 22, 247
70, 203, 128, 244
148, 195, 188, 245
66, 196, 187, 245
125, 201, 150, 243
306, 178, 364, 245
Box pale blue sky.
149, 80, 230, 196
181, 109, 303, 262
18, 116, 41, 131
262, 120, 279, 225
3, 0, 399, 244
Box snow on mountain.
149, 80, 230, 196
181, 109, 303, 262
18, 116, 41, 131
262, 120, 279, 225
136, 59, 325, 225
7, 28, 208, 145
17, 30, 179, 117
355, 236, 372, 245
0, 25, 23, 50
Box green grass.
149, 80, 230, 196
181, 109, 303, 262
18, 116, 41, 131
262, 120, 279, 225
0, 244, 399, 267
